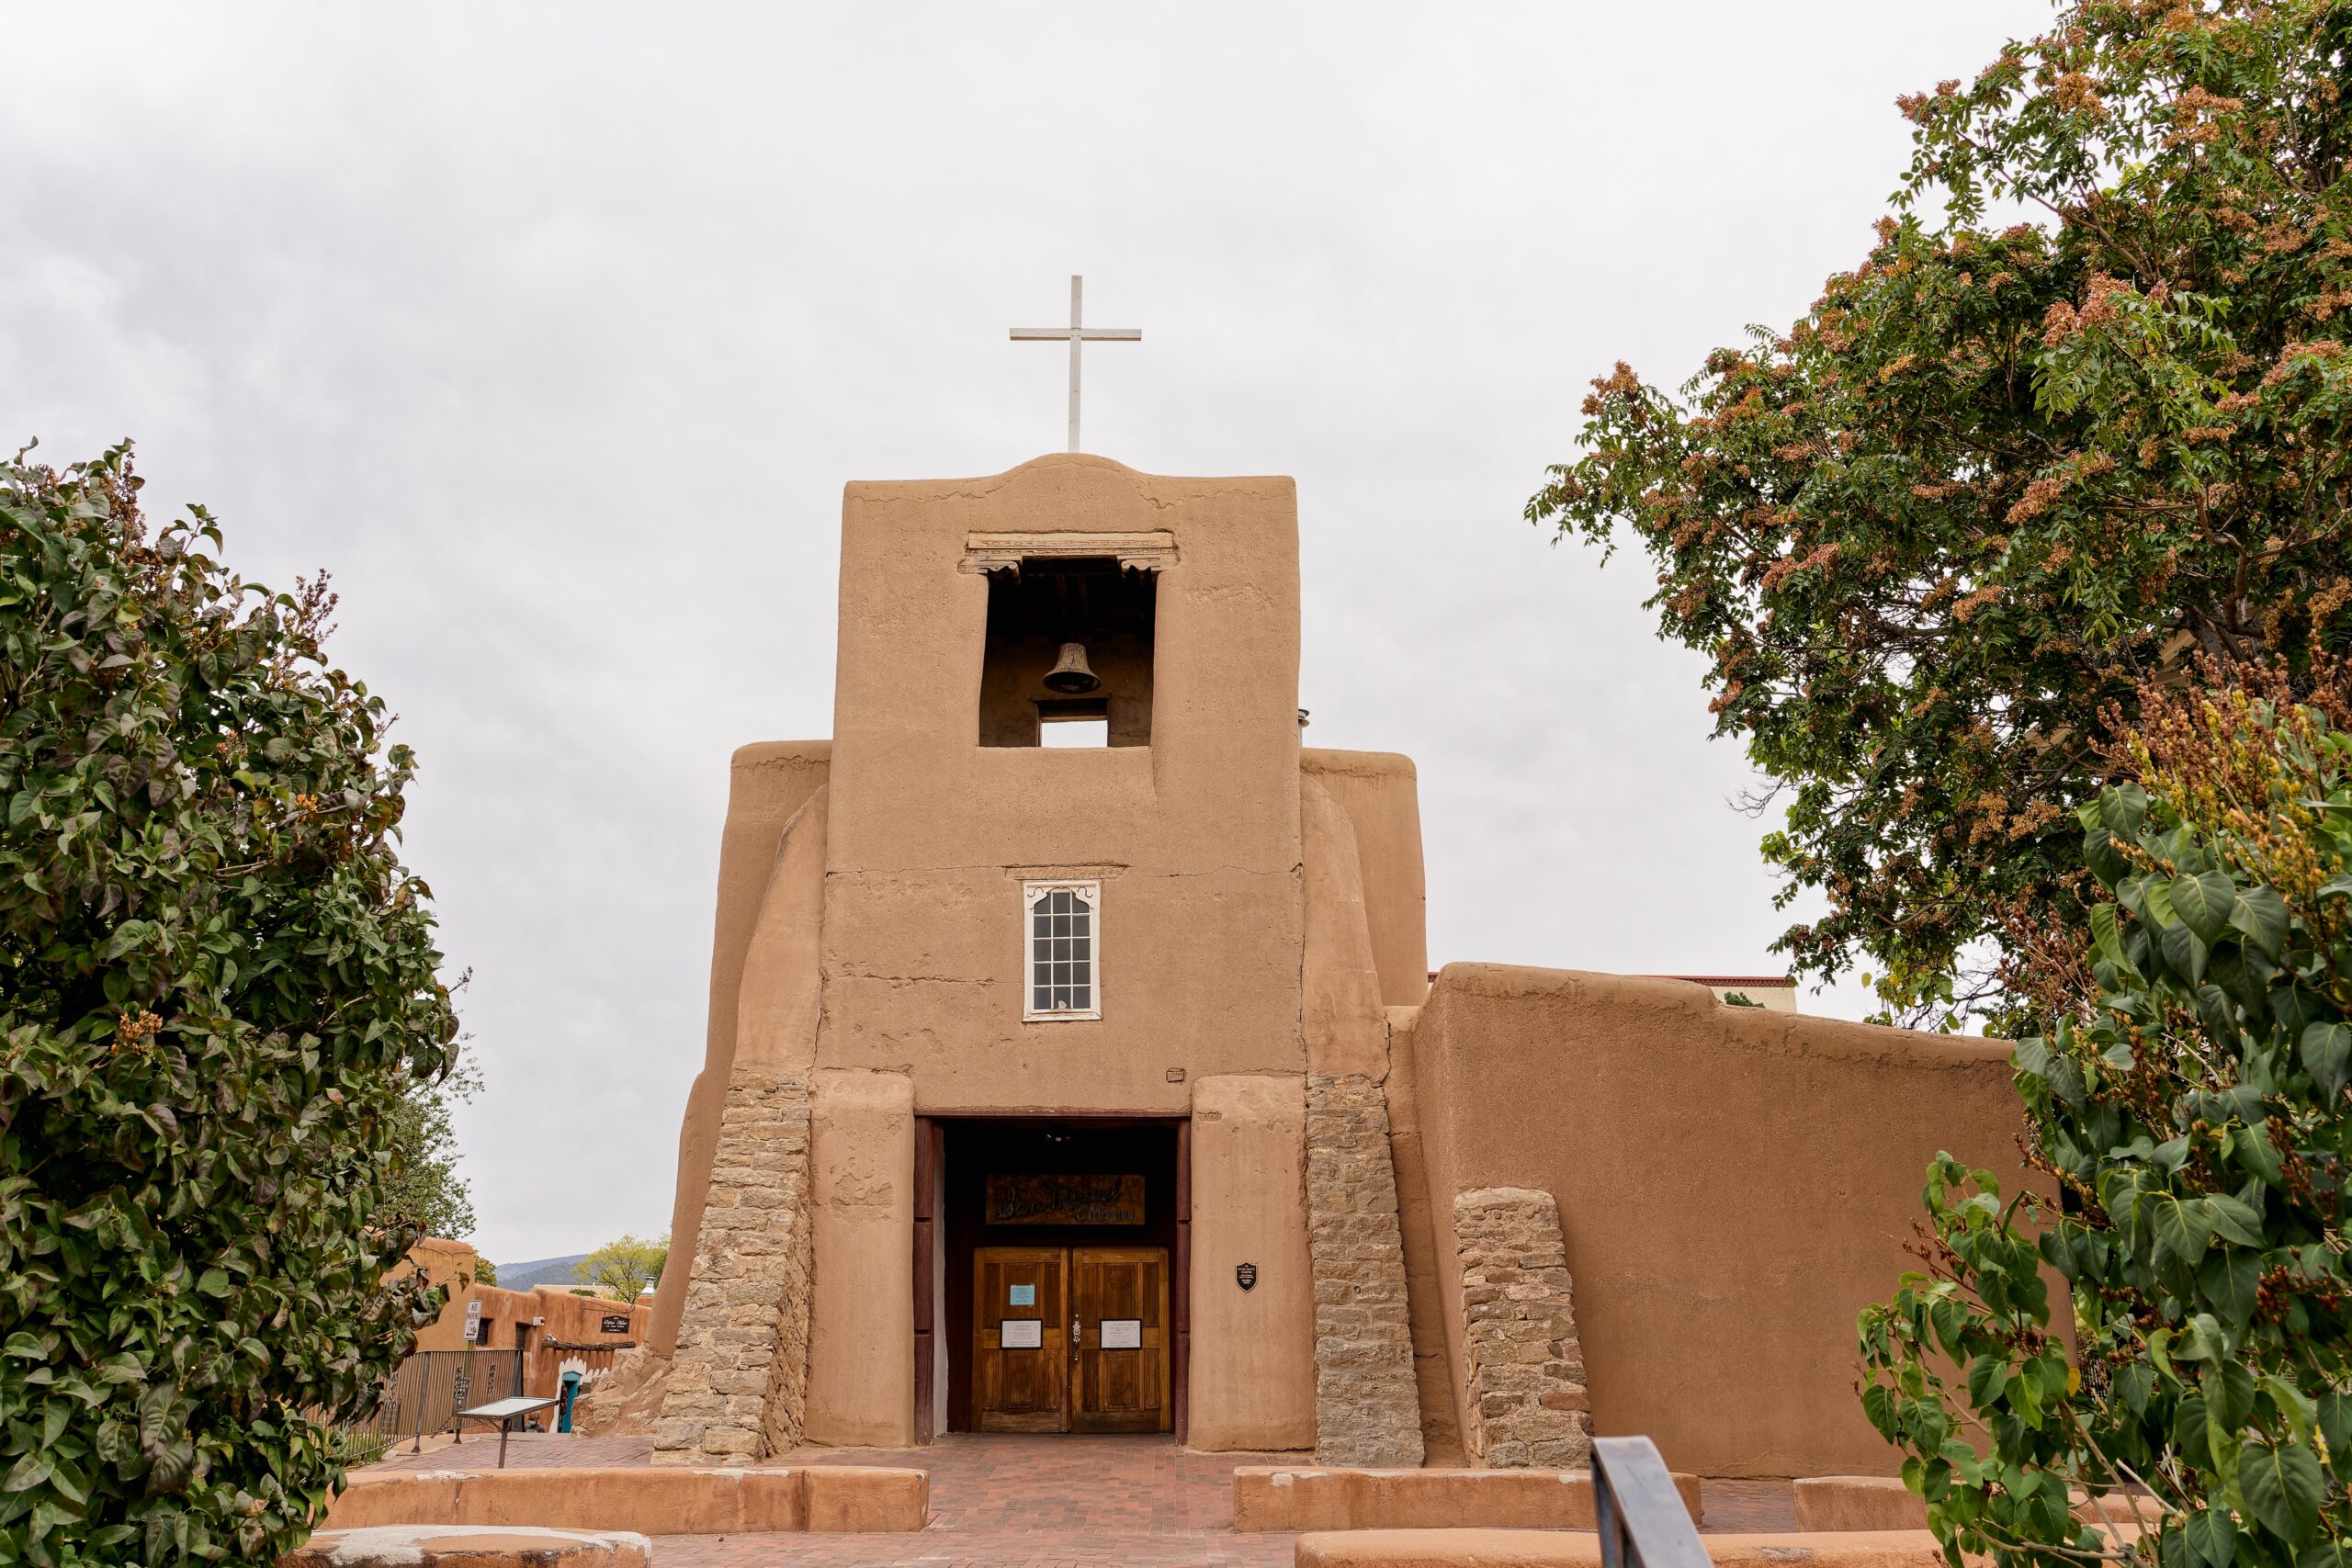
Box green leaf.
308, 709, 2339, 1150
2317, 1392, 2352, 1478
2231, 886, 2290, 959
2241, 1439, 2325, 1546
2206, 1359, 2257, 1432
2304, 1023, 2352, 1100
2173, 871, 2237, 943
2229, 1122, 2287, 1187
2176, 1392, 2214, 1466
2101, 784, 2150, 839
2207, 1193, 2265, 1247
2186, 1506, 2237, 1568
2115, 1359, 2154, 1416
2091, 901, 2139, 975
2200, 1249, 2261, 1326
1966, 1354, 2006, 1409
2154, 1195, 2213, 1270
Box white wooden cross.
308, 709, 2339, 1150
1012, 276, 1140, 453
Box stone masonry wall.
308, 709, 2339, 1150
1452, 1186, 1590, 1468
1306, 1073, 1426, 1467
652, 1070, 812, 1464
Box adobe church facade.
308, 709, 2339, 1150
639, 454, 2026, 1474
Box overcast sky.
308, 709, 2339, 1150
4, 4, 2054, 1266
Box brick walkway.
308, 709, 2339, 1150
359, 1432, 1799, 1563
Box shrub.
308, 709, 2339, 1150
1860, 669, 2352, 1567
0, 446, 459, 1565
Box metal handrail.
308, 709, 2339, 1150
1592, 1436, 1711, 1568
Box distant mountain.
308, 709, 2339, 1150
493, 1253, 591, 1293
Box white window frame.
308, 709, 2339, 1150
1022, 879, 1102, 1021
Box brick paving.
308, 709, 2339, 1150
359, 1431, 1800, 1563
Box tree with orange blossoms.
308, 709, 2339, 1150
1530, 0, 2352, 1027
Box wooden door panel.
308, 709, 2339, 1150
1072, 1246, 1170, 1434
974, 1247, 1068, 1433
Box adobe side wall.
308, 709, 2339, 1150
1408, 964, 2027, 1478
1300, 750, 1428, 1009
649, 742, 831, 1359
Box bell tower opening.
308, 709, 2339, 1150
978, 557, 1155, 747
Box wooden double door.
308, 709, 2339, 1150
973, 1246, 1170, 1433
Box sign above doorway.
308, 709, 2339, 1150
985, 1172, 1146, 1226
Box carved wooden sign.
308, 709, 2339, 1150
985, 1172, 1146, 1226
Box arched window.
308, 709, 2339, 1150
1023, 881, 1101, 1021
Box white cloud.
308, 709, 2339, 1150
0, 1, 2052, 1263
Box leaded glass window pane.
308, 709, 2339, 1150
1023, 884, 1097, 1017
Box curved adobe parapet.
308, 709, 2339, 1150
1300, 750, 1427, 1008
650, 742, 831, 1360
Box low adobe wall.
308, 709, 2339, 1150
1402, 964, 2028, 1478
323, 1465, 927, 1535
1295, 1529, 1951, 1568
1793, 1476, 1930, 1533
1231, 1466, 1700, 1532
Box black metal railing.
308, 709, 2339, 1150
1592, 1436, 1711, 1568
355, 1348, 525, 1450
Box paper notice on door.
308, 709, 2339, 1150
1001, 1318, 1043, 1348
1008, 1283, 1035, 1306
1100, 1319, 1142, 1349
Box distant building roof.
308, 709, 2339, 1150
1425, 970, 1795, 987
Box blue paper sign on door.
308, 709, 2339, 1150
1009, 1284, 1035, 1306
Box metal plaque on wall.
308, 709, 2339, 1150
985, 1172, 1147, 1226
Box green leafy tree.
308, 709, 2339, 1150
0, 446, 460, 1565
1860, 667, 2352, 1568
376, 1053, 480, 1246
572, 1234, 667, 1303
1529, 0, 2352, 1025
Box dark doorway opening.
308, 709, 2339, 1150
917, 1117, 1187, 1438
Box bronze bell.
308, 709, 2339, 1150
1043, 641, 1101, 694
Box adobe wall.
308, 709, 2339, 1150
1405, 964, 2026, 1478
819, 455, 1306, 1111
1188, 1075, 1316, 1451
649, 742, 831, 1358
805, 1070, 917, 1447
1299, 750, 1428, 1008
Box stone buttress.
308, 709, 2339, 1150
1300, 776, 1424, 1465
652, 1070, 813, 1462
